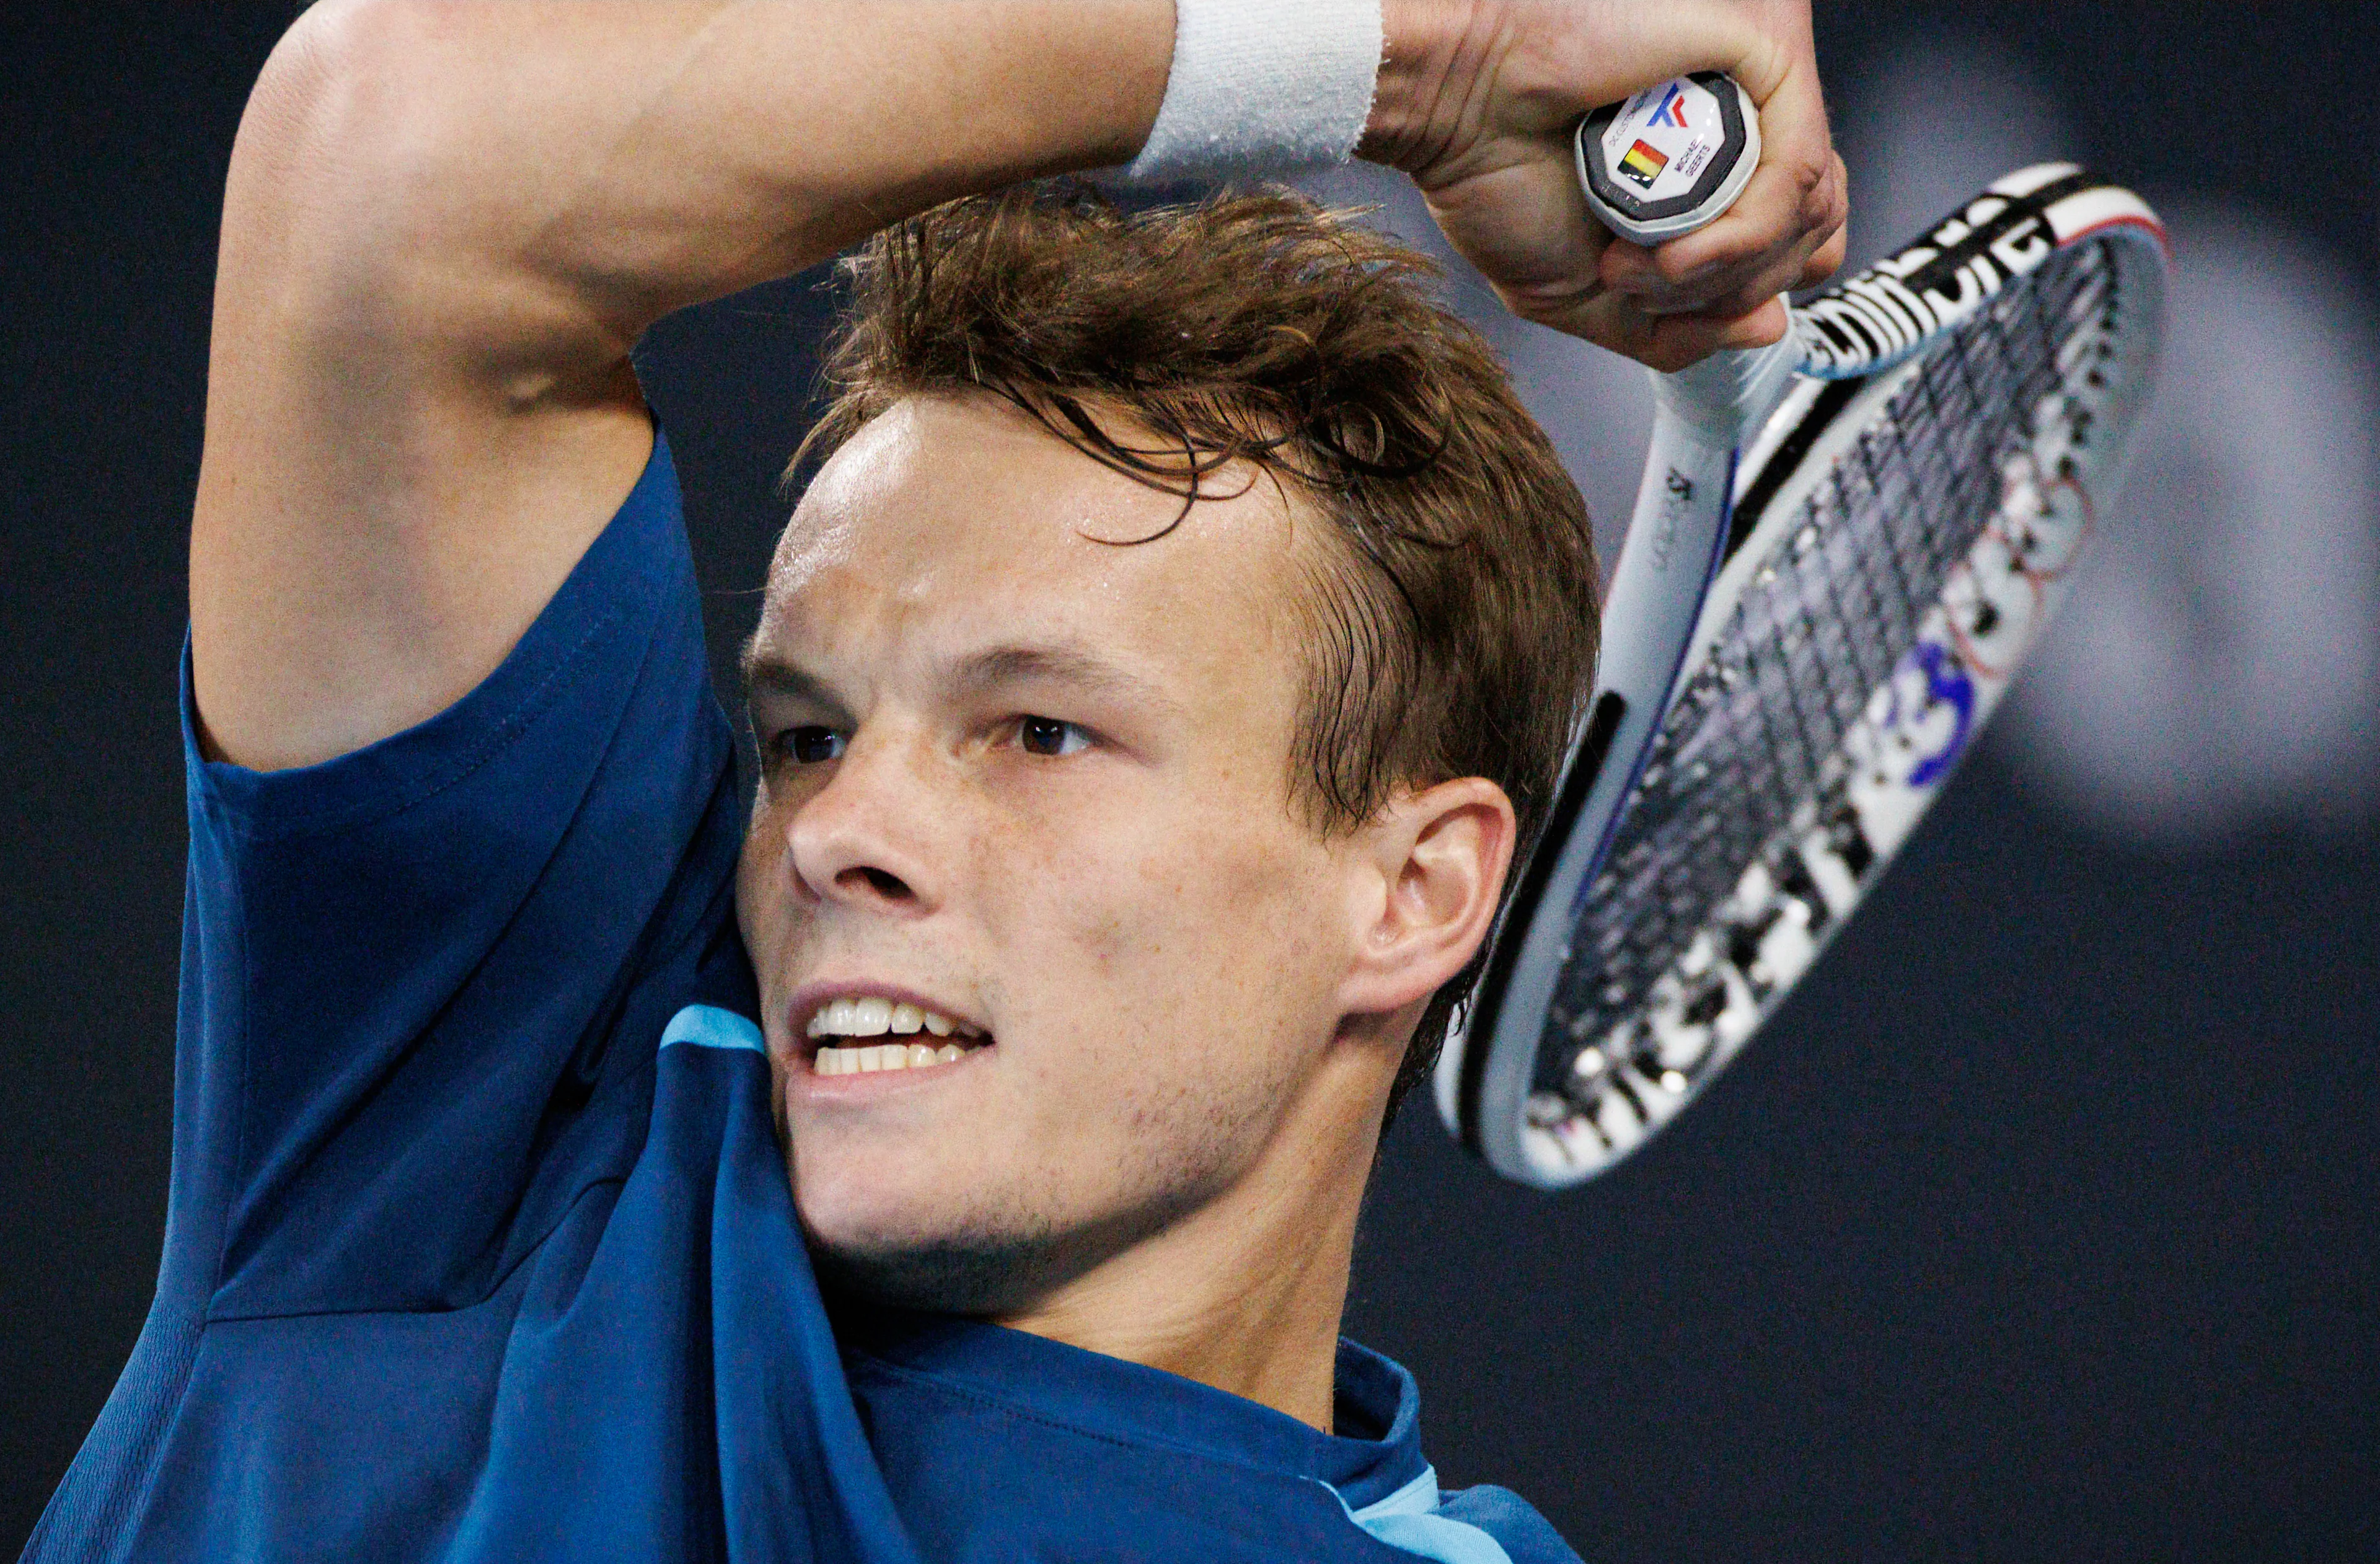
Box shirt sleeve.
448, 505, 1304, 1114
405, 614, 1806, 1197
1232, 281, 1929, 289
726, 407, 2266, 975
170, 432, 758, 1320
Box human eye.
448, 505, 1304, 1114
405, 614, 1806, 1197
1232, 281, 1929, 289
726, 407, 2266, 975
771, 725, 847, 765
1015, 715, 1093, 758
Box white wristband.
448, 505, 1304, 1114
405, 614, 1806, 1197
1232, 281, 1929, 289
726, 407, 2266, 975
1124, 0, 1384, 183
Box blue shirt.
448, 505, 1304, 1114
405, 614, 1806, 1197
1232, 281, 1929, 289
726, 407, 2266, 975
24, 436, 1582, 1564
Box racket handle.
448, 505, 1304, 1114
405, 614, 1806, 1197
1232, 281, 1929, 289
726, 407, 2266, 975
1578, 72, 1797, 437
1576, 73, 1761, 245
1653, 334, 1802, 443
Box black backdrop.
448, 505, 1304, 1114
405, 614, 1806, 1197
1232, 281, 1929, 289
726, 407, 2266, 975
5, 6, 2374, 1560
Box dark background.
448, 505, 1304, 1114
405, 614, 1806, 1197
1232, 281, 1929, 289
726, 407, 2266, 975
5, 5, 2374, 1560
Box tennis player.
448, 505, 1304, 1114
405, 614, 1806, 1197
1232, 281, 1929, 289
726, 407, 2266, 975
27, 2, 1844, 1558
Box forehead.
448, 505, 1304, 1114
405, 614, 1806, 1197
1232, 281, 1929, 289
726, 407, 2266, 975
754, 395, 1316, 685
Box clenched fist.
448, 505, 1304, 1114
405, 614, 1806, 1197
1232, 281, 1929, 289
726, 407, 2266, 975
1362, 0, 1850, 371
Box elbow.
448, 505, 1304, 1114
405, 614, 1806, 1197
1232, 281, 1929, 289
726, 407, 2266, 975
241, 0, 430, 174
229, 1, 637, 379
224, 0, 478, 330
236, 0, 495, 223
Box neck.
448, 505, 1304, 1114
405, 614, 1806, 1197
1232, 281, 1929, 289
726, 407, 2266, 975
994, 1070, 1382, 1431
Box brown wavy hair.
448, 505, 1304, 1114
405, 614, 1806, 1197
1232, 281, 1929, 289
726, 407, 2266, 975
791, 183, 1599, 1126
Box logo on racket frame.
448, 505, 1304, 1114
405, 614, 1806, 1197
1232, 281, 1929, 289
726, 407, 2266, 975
1792, 170, 2089, 378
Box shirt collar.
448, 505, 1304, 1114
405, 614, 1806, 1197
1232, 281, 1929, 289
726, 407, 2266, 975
834, 1307, 1430, 1511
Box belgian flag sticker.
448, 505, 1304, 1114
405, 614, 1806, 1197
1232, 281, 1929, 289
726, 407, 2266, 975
1620, 139, 1670, 190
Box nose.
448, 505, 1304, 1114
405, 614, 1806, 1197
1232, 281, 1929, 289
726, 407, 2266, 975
783, 728, 941, 917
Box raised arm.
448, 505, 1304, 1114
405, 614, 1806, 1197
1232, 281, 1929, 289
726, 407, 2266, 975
192, 0, 1842, 771
192, 0, 1175, 769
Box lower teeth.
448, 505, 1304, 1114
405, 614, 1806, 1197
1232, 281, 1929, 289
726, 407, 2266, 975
814, 1040, 974, 1076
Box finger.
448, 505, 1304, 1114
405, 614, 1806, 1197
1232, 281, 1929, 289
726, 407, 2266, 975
1605, 215, 1818, 320
1796, 155, 1851, 288
1625, 46, 1843, 287
1634, 296, 1791, 371
1642, 136, 1838, 296
1517, 285, 1787, 373
1603, 236, 1775, 314
1731, 149, 1848, 304
1651, 207, 1840, 320
1798, 222, 1849, 291
1708, 295, 1792, 351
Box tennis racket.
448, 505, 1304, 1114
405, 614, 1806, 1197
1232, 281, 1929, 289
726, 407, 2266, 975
1434, 96, 2170, 1188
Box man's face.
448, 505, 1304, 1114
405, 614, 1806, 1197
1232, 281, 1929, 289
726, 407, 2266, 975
736, 394, 1376, 1311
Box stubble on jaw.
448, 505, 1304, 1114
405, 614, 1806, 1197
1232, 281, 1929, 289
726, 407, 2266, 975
807, 1191, 1192, 1317
793, 1045, 1302, 1319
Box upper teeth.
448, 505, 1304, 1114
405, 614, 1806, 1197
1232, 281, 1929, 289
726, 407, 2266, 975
806, 996, 982, 1041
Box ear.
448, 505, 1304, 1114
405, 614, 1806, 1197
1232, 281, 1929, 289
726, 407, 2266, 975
1334, 777, 1516, 1025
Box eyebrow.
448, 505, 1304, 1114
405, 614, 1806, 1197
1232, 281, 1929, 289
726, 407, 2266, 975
740, 638, 1180, 718
949, 643, 1181, 715
741, 641, 850, 720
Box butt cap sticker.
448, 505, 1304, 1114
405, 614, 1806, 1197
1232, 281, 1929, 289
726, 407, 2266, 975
1576, 73, 1761, 245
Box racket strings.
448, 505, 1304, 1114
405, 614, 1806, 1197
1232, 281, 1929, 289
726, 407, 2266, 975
1535, 242, 2120, 1130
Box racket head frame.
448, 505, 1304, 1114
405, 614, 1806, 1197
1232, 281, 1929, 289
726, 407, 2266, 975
1439, 164, 2170, 1188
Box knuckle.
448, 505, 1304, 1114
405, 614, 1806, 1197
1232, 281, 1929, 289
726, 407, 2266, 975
1660, 236, 1758, 287
1653, 247, 1714, 285
1810, 158, 1851, 229
1777, 144, 1834, 208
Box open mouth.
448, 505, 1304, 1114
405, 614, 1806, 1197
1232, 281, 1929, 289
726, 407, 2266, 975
804, 994, 990, 1076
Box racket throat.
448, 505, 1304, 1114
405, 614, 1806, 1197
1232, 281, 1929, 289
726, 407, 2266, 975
1453, 410, 1747, 1177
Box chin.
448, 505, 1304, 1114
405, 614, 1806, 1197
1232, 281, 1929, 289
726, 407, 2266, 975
809, 1228, 1058, 1315
800, 1186, 1197, 1317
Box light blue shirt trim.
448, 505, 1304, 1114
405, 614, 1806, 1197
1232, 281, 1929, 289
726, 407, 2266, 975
659, 1004, 764, 1054
1334, 1467, 1515, 1564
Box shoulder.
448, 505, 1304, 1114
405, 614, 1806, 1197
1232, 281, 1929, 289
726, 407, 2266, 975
1432, 1483, 1584, 1564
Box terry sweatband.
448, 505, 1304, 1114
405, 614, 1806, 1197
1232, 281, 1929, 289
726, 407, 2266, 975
1122, 0, 1385, 183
